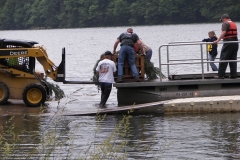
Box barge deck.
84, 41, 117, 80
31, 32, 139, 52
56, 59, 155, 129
114, 40, 240, 106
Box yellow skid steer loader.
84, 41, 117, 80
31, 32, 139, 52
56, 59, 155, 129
0, 39, 66, 107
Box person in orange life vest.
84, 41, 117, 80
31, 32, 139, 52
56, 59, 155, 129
202, 31, 218, 71
134, 39, 152, 61
213, 14, 239, 79
96, 51, 117, 107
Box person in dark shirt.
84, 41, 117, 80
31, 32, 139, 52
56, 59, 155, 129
113, 28, 144, 82
202, 30, 218, 71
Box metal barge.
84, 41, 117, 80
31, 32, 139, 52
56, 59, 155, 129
114, 41, 240, 106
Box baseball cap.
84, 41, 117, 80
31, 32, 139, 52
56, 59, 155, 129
219, 14, 230, 21
104, 51, 113, 56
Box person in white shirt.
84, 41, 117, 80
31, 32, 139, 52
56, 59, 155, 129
96, 51, 117, 107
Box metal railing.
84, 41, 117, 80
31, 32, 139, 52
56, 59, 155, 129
158, 40, 240, 81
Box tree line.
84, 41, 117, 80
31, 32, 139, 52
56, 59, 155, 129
0, 0, 240, 30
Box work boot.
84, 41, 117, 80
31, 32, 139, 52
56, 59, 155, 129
214, 76, 224, 79
99, 104, 106, 108
229, 76, 237, 79
116, 77, 123, 83
135, 76, 140, 82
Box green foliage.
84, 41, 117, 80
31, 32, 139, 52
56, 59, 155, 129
0, 116, 17, 157
0, 0, 16, 30
45, 81, 65, 100
199, 0, 240, 21
85, 110, 134, 159
92, 54, 103, 83
145, 60, 166, 80
0, 0, 240, 30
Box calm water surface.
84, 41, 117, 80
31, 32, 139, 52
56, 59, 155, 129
0, 24, 240, 159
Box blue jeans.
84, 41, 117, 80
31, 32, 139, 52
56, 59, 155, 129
209, 54, 218, 71
145, 49, 152, 60
118, 45, 139, 78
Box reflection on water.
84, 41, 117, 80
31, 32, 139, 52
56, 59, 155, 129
208, 114, 240, 159
0, 106, 240, 159
54, 113, 240, 159
160, 113, 240, 159
0, 24, 240, 159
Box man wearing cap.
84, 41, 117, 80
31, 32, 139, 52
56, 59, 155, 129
214, 14, 239, 79
96, 51, 117, 107
113, 28, 144, 82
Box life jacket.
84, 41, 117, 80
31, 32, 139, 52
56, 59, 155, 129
224, 21, 238, 39
207, 44, 212, 52
207, 43, 218, 56
207, 37, 218, 53
134, 43, 140, 53
120, 32, 134, 45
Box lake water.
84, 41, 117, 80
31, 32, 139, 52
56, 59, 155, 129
0, 23, 240, 159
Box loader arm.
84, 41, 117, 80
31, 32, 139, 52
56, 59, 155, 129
35, 46, 58, 81
35, 46, 66, 82
0, 39, 94, 85
0, 39, 66, 83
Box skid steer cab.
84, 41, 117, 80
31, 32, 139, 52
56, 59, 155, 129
0, 39, 66, 107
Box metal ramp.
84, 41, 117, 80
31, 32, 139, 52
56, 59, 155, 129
42, 101, 165, 116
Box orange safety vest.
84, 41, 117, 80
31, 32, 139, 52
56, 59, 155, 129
224, 21, 238, 39
134, 43, 140, 53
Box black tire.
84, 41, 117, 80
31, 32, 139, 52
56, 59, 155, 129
22, 83, 47, 107
41, 80, 52, 100
0, 81, 10, 105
